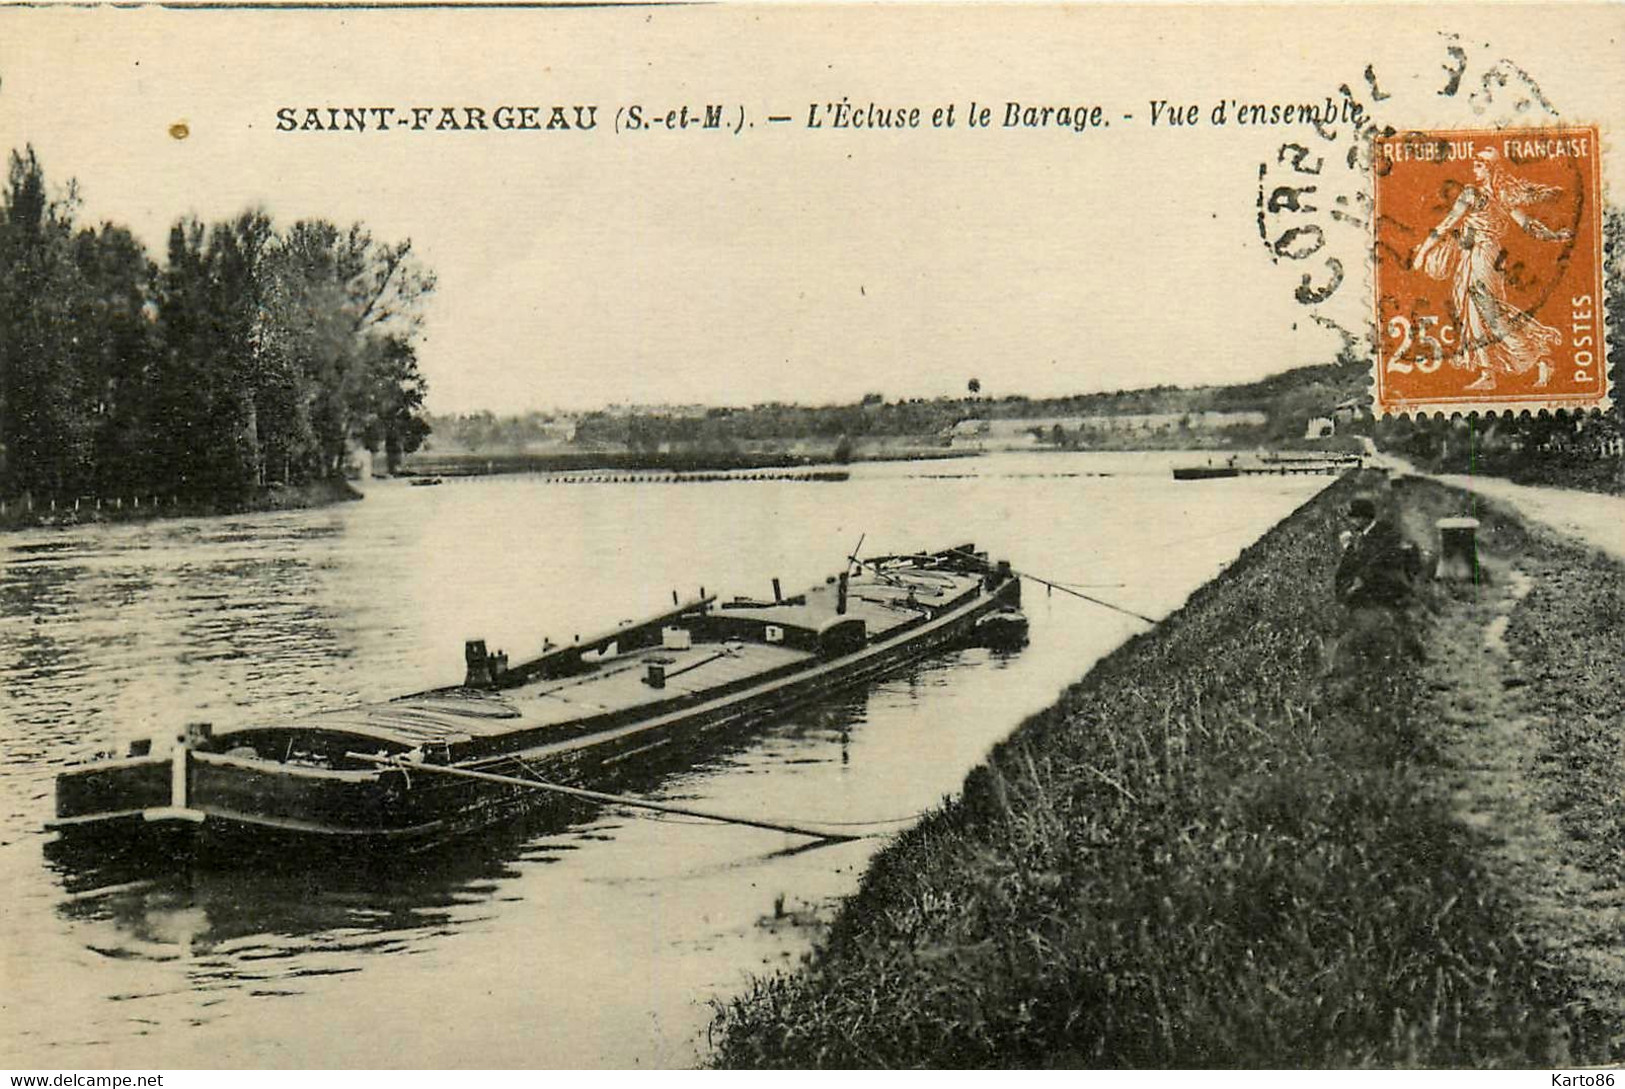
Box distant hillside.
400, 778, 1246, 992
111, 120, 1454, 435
982, 359, 1367, 422
418, 359, 1371, 462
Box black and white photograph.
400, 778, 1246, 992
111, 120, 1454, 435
1, 2, 1623, 1072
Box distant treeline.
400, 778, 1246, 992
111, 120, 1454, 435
0, 147, 434, 505
433, 204, 1617, 493
407, 449, 844, 477
427, 360, 1373, 455
429, 397, 979, 453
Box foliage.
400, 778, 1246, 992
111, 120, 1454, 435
0, 146, 434, 503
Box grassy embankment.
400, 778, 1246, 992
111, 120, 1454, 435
710, 471, 1625, 1067
0, 478, 361, 532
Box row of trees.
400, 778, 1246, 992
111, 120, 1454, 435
570, 400, 968, 451
559, 375, 1356, 453
0, 147, 434, 505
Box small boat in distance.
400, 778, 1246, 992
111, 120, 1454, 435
1171, 465, 1241, 481
409, 476, 444, 487
49, 544, 1024, 864
1173, 453, 1362, 480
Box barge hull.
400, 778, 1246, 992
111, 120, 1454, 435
50, 562, 1020, 864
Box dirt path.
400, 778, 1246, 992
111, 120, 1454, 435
1416, 476, 1625, 1061
1428, 561, 1625, 1057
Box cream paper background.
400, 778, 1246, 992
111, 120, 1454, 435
1, 3, 1622, 1078
2, 4, 1620, 415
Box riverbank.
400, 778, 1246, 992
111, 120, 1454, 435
709, 470, 1625, 1067
404, 434, 1366, 477
1, 454, 1331, 1068
0, 478, 361, 532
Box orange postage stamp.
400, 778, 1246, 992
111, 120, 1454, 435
1372, 125, 1607, 416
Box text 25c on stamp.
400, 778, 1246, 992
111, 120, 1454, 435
1372, 125, 1606, 416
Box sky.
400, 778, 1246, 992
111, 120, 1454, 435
1, 4, 1621, 415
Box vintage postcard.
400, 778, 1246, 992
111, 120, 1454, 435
1, 2, 1622, 1076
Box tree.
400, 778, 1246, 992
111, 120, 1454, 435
353, 334, 431, 472
0, 148, 108, 499
967, 377, 981, 396
0, 145, 437, 504
149, 214, 265, 501
1605, 206, 1625, 486
336, 227, 436, 340
71, 222, 161, 495
263, 219, 358, 480
249, 217, 435, 481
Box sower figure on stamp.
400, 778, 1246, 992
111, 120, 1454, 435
1410, 147, 1574, 392
1329, 495, 1423, 674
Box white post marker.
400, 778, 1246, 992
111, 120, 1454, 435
1436, 517, 1482, 581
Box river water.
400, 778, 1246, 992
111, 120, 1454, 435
0, 451, 1326, 1068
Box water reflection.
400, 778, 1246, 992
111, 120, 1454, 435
0, 453, 1328, 1067
41, 644, 972, 967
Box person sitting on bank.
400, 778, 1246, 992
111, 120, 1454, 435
1334, 496, 1418, 609
1328, 495, 1425, 676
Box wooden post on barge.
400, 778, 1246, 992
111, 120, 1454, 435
465, 640, 493, 687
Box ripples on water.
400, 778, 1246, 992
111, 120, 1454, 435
0, 452, 1328, 1067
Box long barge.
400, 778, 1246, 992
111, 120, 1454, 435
48, 543, 1023, 863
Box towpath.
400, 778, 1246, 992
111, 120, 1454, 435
1433, 473, 1625, 562
1366, 444, 1624, 561
1408, 468, 1625, 1055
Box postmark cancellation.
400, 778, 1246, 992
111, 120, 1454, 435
1372, 125, 1609, 418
